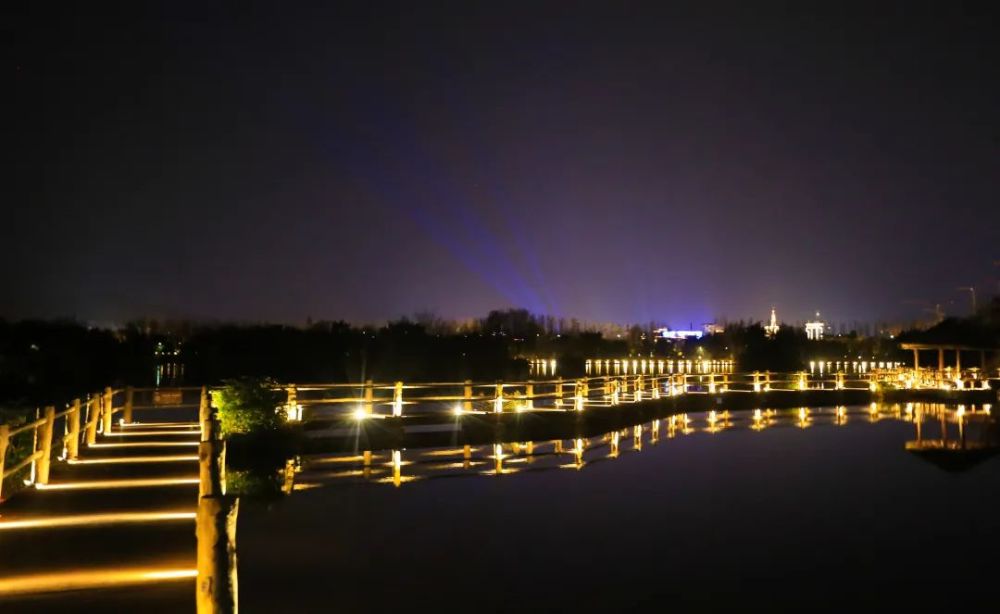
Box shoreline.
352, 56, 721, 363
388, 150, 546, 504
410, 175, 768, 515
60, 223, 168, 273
228, 385, 997, 465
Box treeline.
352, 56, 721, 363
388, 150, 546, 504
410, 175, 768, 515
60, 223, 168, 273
0, 320, 151, 409
896, 295, 1000, 356
7, 303, 996, 410
0, 311, 625, 406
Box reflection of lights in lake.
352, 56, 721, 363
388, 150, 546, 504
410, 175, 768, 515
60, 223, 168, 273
292, 403, 996, 492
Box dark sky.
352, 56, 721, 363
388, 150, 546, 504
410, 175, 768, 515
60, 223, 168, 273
5, 2, 999, 327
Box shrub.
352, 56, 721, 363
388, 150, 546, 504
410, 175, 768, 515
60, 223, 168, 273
211, 377, 284, 436
226, 468, 284, 501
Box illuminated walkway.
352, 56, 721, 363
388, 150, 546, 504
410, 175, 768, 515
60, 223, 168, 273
0, 418, 201, 608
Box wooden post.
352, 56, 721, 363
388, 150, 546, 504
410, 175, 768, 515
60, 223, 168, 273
463, 380, 473, 412
554, 377, 563, 407
493, 382, 504, 413
200, 386, 210, 432
68, 398, 82, 460
0, 425, 9, 502
285, 384, 298, 421
199, 423, 226, 500
86, 392, 101, 445
524, 381, 534, 410
36, 405, 56, 485
196, 494, 239, 614
124, 386, 135, 424
102, 386, 114, 434
364, 380, 374, 416
393, 381, 404, 417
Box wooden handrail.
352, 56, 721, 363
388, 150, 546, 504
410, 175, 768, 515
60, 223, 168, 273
8, 416, 48, 438
2, 449, 44, 481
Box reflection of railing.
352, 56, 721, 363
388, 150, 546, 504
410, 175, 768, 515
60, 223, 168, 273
0, 386, 202, 502
287, 402, 995, 490
283, 368, 990, 422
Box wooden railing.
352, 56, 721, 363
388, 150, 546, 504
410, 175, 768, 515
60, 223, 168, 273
0, 385, 203, 502
282, 368, 989, 422
2, 368, 990, 500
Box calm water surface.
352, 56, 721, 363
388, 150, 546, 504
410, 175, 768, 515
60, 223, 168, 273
238, 405, 999, 612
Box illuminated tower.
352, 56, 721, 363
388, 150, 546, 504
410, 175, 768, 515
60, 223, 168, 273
764, 308, 780, 338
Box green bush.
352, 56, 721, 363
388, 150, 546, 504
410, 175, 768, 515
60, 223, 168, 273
226, 468, 285, 501
211, 377, 284, 436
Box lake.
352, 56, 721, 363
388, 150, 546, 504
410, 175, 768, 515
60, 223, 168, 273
235, 403, 999, 612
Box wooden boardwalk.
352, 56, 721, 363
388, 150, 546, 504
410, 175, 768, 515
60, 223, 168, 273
0, 415, 202, 611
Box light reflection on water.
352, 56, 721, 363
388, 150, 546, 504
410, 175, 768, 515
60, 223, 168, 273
287, 403, 996, 490
238, 402, 1000, 612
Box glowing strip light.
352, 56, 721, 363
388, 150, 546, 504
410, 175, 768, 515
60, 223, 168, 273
0, 567, 197, 596
0, 511, 195, 531
102, 431, 202, 437
122, 423, 200, 429
36, 477, 199, 491
89, 441, 200, 448
68, 455, 198, 465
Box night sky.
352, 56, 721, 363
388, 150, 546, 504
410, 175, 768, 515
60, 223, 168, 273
6, 2, 999, 327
